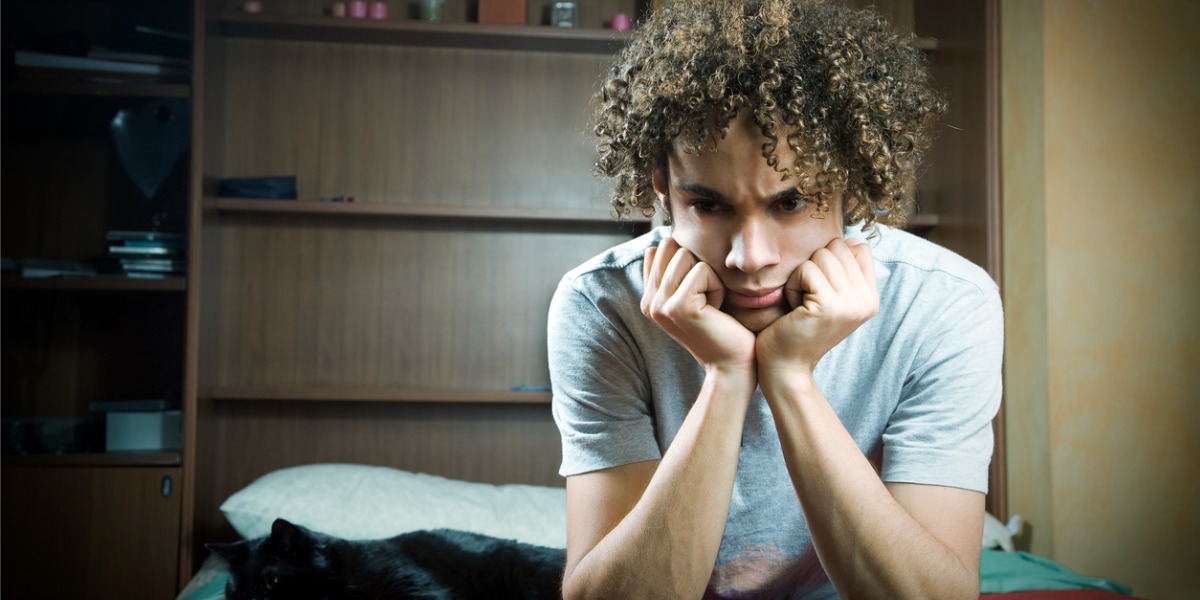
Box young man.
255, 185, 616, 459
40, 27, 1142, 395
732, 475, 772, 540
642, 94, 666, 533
548, 1, 1003, 598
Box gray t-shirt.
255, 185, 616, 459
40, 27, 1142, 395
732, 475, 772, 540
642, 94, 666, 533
548, 224, 1003, 599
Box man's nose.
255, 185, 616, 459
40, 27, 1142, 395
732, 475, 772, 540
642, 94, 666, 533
726, 218, 779, 273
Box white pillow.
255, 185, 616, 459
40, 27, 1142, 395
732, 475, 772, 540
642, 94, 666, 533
220, 464, 567, 548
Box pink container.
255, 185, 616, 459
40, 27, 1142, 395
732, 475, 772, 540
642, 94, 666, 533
368, 1, 388, 19
346, 0, 368, 18
612, 13, 632, 32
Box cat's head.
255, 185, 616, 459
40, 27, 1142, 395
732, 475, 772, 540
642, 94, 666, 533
206, 518, 342, 600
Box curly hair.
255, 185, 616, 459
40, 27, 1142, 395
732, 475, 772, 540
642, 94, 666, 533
592, 0, 947, 228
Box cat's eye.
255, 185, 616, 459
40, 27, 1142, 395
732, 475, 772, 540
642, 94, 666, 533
264, 574, 279, 590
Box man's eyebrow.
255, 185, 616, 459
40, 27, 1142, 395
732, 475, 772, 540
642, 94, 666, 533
676, 182, 802, 204
676, 182, 727, 201
765, 188, 803, 204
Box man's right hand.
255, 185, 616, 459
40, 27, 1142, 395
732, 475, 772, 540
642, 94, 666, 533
642, 236, 757, 374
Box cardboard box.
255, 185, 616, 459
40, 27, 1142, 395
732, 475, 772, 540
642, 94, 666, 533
105, 410, 181, 452
479, 0, 526, 25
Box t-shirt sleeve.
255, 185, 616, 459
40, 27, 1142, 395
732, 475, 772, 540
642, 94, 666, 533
881, 277, 1004, 494
548, 271, 663, 477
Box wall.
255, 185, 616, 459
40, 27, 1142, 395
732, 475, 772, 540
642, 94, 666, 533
1001, 1, 1200, 599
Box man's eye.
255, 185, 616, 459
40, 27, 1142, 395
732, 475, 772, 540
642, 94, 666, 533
778, 197, 807, 212
689, 199, 725, 213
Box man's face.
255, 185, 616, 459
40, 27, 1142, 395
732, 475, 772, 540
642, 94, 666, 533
652, 113, 845, 333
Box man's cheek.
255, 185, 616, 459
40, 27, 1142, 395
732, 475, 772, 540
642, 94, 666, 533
669, 230, 718, 268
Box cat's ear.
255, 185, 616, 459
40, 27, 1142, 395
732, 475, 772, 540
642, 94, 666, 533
205, 541, 246, 563
271, 518, 307, 540
271, 517, 315, 555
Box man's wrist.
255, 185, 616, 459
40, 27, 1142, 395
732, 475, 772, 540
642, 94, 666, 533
759, 367, 818, 405
703, 363, 758, 400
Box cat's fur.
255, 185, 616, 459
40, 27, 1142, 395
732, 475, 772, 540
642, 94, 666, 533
205, 518, 565, 600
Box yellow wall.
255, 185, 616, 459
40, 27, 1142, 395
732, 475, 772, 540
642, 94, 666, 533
1001, 1, 1200, 598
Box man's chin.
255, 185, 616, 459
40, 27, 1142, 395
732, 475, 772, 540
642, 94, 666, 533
724, 305, 787, 334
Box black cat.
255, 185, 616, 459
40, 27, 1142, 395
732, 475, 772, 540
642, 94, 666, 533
205, 518, 565, 600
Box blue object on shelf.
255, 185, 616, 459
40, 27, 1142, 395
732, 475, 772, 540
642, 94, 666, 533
219, 176, 298, 199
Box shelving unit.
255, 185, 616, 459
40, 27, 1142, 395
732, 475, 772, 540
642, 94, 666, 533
185, 1, 653, 579
1, 0, 198, 596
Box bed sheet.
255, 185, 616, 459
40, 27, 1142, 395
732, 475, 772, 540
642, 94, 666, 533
175, 554, 226, 600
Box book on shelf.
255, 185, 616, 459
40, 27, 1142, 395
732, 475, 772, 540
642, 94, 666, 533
108, 244, 184, 256
122, 271, 178, 280
118, 258, 186, 272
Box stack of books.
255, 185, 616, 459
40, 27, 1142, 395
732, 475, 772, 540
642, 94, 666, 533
106, 230, 186, 278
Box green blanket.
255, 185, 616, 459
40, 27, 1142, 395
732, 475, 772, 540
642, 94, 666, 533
980, 549, 1132, 594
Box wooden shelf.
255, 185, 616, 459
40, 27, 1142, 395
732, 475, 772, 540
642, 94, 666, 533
219, 12, 935, 54
207, 386, 552, 404
204, 196, 642, 224
904, 213, 940, 231
206, 195, 934, 233
2, 452, 182, 467
219, 11, 631, 54
1, 274, 186, 291
913, 37, 938, 51
2, 79, 190, 98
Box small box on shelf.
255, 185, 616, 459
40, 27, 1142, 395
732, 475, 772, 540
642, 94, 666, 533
479, 0, 527, 25
90, 400, 182, 453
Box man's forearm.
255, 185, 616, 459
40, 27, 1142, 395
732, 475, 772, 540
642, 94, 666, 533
564, 368, 755, 600
764, 373, 979, 600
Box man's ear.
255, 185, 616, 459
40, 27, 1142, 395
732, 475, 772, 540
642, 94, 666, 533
842, 193, 860, 223
651, 168, 669, 211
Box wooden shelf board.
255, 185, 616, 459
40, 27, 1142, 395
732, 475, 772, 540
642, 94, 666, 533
207, 386, 552, 404
219, 11, 630, 54
2, 80, 190, 98
905, 213, 940, 229
204, 196, 641, 224
913, 37, 938, 51
1, 274, 187, 291
219, 12, 933, 55
2, 452, 182, 467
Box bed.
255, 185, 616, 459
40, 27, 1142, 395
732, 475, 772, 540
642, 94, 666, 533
176, 463, 1143, 600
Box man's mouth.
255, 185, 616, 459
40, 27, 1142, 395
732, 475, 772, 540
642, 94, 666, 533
724, 287, 785, 309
